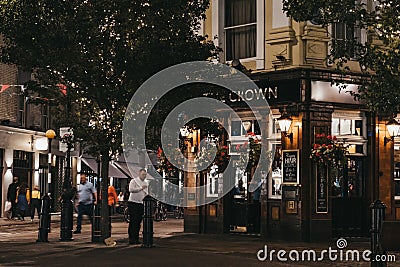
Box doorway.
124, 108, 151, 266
12, 150, 33, 189
332, 157, 369, 237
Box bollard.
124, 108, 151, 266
142, 195, 154, 248
37, 194, 51, 242
92, 203, 101, 243
370, 200, 386, 267
59, 198, 74, 241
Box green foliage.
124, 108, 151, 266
0, 0, 216, 158
283, 0, 400, 115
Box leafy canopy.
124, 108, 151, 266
0, 0, 216, 157
283, 0, 400, 116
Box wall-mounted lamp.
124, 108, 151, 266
241, 120, 252, 132
277, 110, 293, 141
384, 119, 400, 146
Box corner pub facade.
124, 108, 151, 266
183, 0, 399, 242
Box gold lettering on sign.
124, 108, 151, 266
228, 87, 278, 102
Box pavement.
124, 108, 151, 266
0, 214, 399, 267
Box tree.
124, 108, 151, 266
282, 0, 400, 116
0, 0, 216, 241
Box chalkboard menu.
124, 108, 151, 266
282, 150, 299, 184
316, 165, 328, 213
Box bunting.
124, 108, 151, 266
0, 85, 10, 93
0, 84, 25, 93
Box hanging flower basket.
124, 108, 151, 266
310, 134, 348, 167
195, 144, 230, 173
235, 132, 266, 172
157, 146, 182, 176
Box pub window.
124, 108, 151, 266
13, 150, 33, 169
224, 0, 256, 61
206, 165, 219, 198
332, 118, 364, 136
331, 111, 367, 156
230, 119, 260, 137
331, 21, 361, 58
269, 146, 282, 199
268, 111, 282, 199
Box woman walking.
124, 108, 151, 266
16, 183, 30, 221
30, 185, 41, 221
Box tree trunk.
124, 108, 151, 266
100, 152, 110, 241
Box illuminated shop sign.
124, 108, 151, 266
224, 79, 301, 105
311, 81, 362, 104
228, 87, 278, 102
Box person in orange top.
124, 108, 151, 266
108, 184, 118, 209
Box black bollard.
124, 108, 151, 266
142, 195, 153, 248
59, 198, 74, 241
370, 200, 386, 267
37, 194, 51, 242
92, 203, 101, 242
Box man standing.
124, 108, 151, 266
7, 177, 19, 219
128, 169, 148, 244
74, 173, 97, 234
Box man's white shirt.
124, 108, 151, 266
128, 177, 148, 203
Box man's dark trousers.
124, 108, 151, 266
128, 202, 144, 242
76, 203, 93, 231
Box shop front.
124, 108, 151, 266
184, 69, 379, 242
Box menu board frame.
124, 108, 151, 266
316, 165, 329, 214
282, 149, 300, 184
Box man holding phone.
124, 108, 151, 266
127, 169, 148, 244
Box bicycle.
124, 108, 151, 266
154, 201, 167, 221
116, 201, 130, 223
174, 206, 184, 219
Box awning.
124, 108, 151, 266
109, 163, 129, 178
80, 157, 129, 179
81, 158, 99, 174
80, 156, 156, 180
114, 161, 155, 180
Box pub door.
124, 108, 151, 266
332, 157, 370, 237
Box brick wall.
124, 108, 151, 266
0, 63, 19, 123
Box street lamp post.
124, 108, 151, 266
37, 129, 55, 242
60, 133, 74, 241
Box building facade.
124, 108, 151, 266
0, 62, 70, 215
183, 0, 398, 241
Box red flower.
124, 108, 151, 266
315, 134, 320, 138
320, 133, 325, 137
327, 135, 332, 140
235, 144, 240, 150
322, 144, 326, 148
328, 145, 333, 149
333, 136, 337, 140
243, 142, 248, 147
316, 152, 320, 157
221, 152, 226, 156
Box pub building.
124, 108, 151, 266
183, 68, 398, 242
180, 0, 400, 242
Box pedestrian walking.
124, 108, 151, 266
16, 182, 30, 221
74, 173, 97, 234
7, 177, 19, 219
30, 185, 41, 221
127, 169, 148, 245
108, 183, 118, 215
